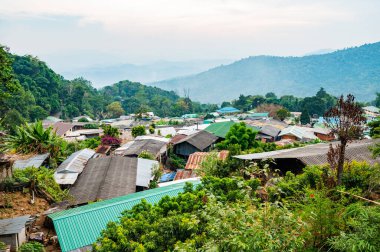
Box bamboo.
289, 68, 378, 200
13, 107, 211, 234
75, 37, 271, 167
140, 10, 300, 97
337, 190, 380, 206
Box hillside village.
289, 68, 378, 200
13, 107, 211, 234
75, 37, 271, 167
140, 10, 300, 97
1, 103, 380, 251
1, 2, 380, 249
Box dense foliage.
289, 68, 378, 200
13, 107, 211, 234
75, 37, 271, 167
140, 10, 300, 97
0, 47, 217, 132
131, 125, 146, 138
94, 159, 380, 252
18, 241, 45, 252
11, 167, 70, 202
216, 122, 258, 151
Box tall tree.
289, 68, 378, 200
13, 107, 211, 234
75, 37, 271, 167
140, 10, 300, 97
300, 108, 310, 125
324, 94, 366, 185
106, 101, 125, 118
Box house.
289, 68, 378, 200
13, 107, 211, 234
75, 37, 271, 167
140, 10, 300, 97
69, 156, 158, 205
13, 153, 50, 170
42, 116, 63, 128
154, 126, 176, 137
234, 139, 380, 173
216, 107, 240, 114
0, 215, 31, 252
205, 121, 235, 139
256, 125, 281, 142
49, 180, 201, 252
247, 112, 269, 120
205, 121, 259, 139
363, 106, 380, 121
304, 127, 335, 141
54, 148, 95, 185
173, 130, 219, 157
245, 118, 288, 130
122, 137, 168, 158
51, 122, 74, 137
182, 113, 199, 119
0, 154, 12, 180
278, 126, 318, 142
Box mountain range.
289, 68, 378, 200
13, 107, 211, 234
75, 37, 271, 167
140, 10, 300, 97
150, 42, 380, 103
62, 59, 232, 88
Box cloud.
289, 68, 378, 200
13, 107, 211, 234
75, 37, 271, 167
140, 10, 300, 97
0, 0, 352, 34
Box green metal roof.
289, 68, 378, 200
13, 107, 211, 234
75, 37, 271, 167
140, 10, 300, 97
205, 121, 235, 138
249, 112, 269, 117
205, 121, 259, 138
50, 180, 200, 252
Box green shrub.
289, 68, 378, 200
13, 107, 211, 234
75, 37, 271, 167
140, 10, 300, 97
138, 150, 155, 160
13, 167, 69, 202
19, 241, 45, 252
328, 203, 380, 252
131, 125, 146, 138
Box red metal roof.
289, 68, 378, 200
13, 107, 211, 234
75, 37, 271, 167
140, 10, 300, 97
185, 150, 229, 170
174, 169, 196, 180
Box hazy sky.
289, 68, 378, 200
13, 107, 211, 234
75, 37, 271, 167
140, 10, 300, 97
1, 0, 380, 71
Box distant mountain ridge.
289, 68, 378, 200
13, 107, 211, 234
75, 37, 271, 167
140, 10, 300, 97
62, 59, 233, 88
151, 42, 380, 103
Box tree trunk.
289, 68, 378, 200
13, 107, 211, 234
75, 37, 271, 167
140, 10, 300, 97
337, 141, 347, 185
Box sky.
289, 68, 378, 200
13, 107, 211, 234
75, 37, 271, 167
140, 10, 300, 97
1, 0, 380, 72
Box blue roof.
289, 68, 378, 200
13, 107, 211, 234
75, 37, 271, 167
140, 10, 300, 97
217, 107, 240, 113
160, 172, 176, 182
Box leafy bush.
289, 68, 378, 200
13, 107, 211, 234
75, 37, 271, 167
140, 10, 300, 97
78, 117, 89, 122
83, 123, 99, 129
138, 150, 155, 160
18, 241, 45, 252
216, 122, 258, 151
328, 204, 380, 252
131, 125, 146, 138
101, 124, 119, 137
13, 167, 69, 202
101, 136, 121, 146
0, 241, 6, 250
0, 121, 63, 156
79, 137, 101, 149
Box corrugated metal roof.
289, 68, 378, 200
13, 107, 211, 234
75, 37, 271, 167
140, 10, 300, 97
69, 156, 138, 205
136, 158, 158, 188
234, 139, 380, 165
13, 153, 49, 170
53, 173, 79, 185
49, 181, 201, 252
52, 122, 74, 136
123, 139, 167, 157
175, 130, 219, 151
174, 169, 197, 180
0, 215, 31, 235
56, 149, 95, 174
216, 107, 240, 113
205, 121, 235, 138
185, 152, 209, 169
279, 126, 317, 141
159, 172, 176, 182
185, 151, 229, 170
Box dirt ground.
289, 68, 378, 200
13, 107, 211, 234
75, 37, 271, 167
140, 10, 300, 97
0, 191, 50, 219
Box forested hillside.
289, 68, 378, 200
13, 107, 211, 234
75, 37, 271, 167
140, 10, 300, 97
152, 42, 380, 103
0, 46, 217, 132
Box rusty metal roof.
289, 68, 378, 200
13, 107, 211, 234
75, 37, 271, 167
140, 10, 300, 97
185, 151, 229, 170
